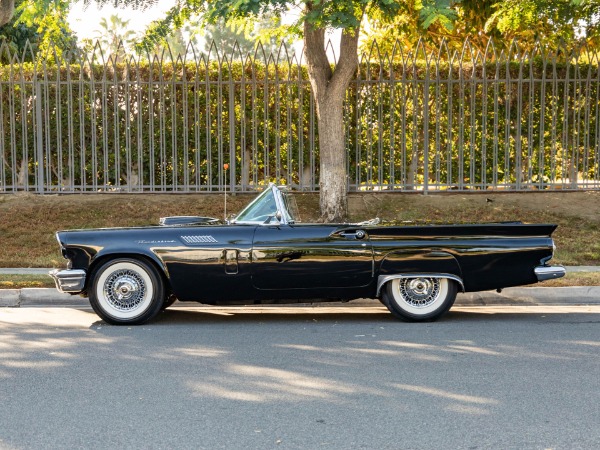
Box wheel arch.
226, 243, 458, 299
87, 251, 171, 293
377, 250, 464, 296
376, 273, 464, 297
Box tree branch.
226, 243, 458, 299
303, 19, 333, 102
328, 27, 361, 100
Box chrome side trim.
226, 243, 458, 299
49, 269, 87, 294
535, 265, 566, 282
377, 273, 465, 297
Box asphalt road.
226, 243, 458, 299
1, 305, 600, 450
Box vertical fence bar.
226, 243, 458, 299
481, 47, 489, 190
171, 54, 179, 191
562, 54, 571, 187
216, 53, 224, 192
468, 50, 476, 189
240, 53, 248, 191
515, 53, 524, 190
538, 50, 547, 189
594, 56, 600, 188
0, 78, 5, 192
285, 52, 293, 188
492, 51, 500, 187
458, 49, 465, 189
35, 80, 44, 193
573, 54, 582, 188
158, 57, 167, 191
423, 53, 430, 193
182, 55, 190, 191
583, 55, 592, 186
526, 52, 535, 188
446, 54, 454, 189
433, 50, 441, 189
18, 61, 30, 191
8, 60, 17, 191
135, 58, 144, 191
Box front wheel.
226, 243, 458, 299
89, 258, 165, 325
381, 277, 457, 322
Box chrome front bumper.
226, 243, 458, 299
535, 265, 566, 282
49, 269, 87, 294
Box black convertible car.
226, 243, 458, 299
50, 185, 565, 325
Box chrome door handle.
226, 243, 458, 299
340, 230, 366, 240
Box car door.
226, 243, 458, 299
251, 224, 374, 290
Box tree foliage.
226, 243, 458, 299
485, 0, 600, 47
0, 0, 39, 60
364, 1, 500, 54
363, 0, 600, 55
8, 0, 77, 57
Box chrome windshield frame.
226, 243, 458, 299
232, 184, 291, 225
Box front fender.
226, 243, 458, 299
90, 247, 169, 277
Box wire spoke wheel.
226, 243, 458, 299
89, 258, 165, 325
397, 278, 441, 308
103, 269, 147, 312
382, 277, 457, 322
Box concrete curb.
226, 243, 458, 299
1, 286, 599, 308
455, 286, 600, 306
0, 289, 20, 307
0, 288, 77, 307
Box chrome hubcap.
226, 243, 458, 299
398, 277, 440, 308
103, 270, 146, 311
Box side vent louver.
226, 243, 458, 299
181, 235, 218, 244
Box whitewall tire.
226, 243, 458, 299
382, 277, 457, 322
89, 258, 165, 325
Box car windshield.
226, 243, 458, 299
234, 185, 298, 224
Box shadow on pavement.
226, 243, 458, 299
143, 305, 600, 326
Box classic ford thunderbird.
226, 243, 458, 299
50, 185, 565, 325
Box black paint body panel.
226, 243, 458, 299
55, 222, 557, 303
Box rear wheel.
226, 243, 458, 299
89, 258, 165, 325
381, 277, 457, 322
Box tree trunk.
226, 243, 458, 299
316, 97, 347, 221
0, 0, 14, 27
304, 15, 361, 223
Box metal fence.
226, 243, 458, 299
1, 39, 599, 193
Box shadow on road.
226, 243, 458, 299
1, 305, 600, 449
146, 305, 600, 326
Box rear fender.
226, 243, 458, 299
378, 250, 464, 295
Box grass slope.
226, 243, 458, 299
0, 191, 598, 268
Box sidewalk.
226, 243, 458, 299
1, 286, 600, 308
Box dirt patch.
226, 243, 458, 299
348, 190, 600, 222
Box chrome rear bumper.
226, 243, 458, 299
535, 265, 566, 282
49, 269, 86, 293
